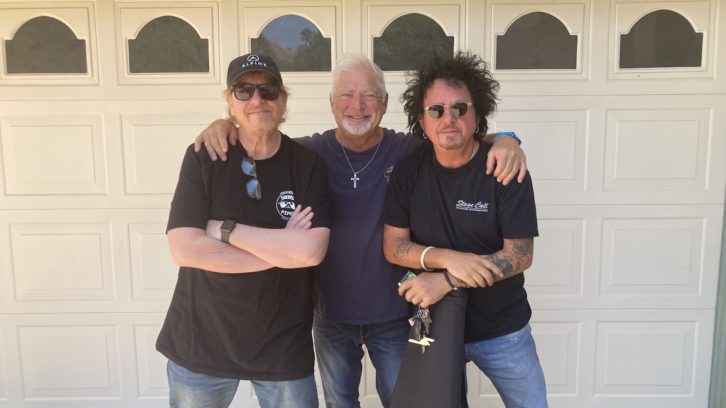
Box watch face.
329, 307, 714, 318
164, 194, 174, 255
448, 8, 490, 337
221, 220, 236, 232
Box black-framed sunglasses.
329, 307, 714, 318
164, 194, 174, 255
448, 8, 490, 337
425, 102, 472, 119
231, 83, 281, 102
241, 157, 261, 200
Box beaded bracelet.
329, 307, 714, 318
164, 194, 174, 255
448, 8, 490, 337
442, 269, 458, 291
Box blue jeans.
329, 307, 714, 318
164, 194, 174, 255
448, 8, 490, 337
167, 360, 318, 408
313, 314, 410, 407
464, 324, 548, 408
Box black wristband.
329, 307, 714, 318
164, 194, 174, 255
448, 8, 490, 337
442, 269, 458, 291
220, 219, 236, 244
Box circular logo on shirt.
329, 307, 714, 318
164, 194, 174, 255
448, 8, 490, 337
276, 190, 296, 220
384, 165, 395, 183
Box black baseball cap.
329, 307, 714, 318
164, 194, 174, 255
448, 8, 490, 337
226, 53, 283, 87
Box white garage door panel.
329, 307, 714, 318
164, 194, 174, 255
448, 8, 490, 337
0, 102, 224, 210
121, 113, 224, 194
0, 114, 107, 195
488, 97, 725, 206
115, 1, 221, 84
529, 205, 723, 310
609, 0, 716, 80
0, 314, 169, 407
0, 3, 99, 85
128, 223, 178, 301
489, 1, 591, 80
10, 222, 114, 301
19, 325, 122, 399
493, 109, 588, 192
0, 337, 7, 401
0, 209, 174, 315
465, 310, 714, 408
604, 109, 711, 192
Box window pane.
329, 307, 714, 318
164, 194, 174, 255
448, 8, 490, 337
620, 10, 702, 68
251, 15, 331, 72
128, 16, 209, 73
496, 12, 577, 70
5, 16, 87, 74
373, 13, 454, 71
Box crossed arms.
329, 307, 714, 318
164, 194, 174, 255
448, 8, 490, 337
383, 224, 533, 308
169, 205, 330, 274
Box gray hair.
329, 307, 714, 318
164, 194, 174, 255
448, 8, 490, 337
332, 54, 387, 99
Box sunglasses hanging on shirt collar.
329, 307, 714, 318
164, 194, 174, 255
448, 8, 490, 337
241, 155, 261, 200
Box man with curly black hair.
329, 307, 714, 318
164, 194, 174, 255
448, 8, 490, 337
383, 51, 547, 407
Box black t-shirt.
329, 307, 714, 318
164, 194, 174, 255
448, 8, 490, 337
157, 134, 331, 380
383, 142, 538, 343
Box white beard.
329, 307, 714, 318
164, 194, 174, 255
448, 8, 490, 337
341, 117, 373, 136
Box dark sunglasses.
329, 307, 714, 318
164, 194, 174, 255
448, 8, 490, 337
425, 102, 472, 119
241, 157, 261, 200
231, 83, 281, 102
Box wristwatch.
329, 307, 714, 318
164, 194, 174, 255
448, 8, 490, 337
220, 219, 236, 244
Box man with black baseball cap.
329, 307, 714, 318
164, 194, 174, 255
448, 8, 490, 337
226, 53, 284, 87
157, 53, 332, 408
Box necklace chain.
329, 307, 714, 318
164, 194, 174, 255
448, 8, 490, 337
469, 142, 479, 161
340, 135, 383, 189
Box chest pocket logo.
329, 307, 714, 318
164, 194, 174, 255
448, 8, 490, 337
455, 200, 489, 212
276, 190, 296, 220
384, 165, 394, 183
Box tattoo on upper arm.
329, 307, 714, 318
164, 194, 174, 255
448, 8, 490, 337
511, 238, 533, 259
394, 241, 414, 261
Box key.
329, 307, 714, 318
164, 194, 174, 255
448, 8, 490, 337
419, 308, 432, 336
408, 306, 434, 354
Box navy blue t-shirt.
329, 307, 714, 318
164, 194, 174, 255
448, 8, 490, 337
383, 142, 539, 342
297, 129, 420, 324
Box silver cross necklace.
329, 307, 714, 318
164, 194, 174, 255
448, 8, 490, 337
340, 134, 383, 189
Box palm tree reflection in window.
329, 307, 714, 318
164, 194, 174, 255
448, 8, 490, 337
251, 15, 331, 71
374, 13, 454, 71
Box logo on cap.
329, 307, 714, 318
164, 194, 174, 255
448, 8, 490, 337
247, 55, 260, 62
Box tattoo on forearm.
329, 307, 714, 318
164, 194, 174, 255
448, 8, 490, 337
491, 254, 514, 278
394, 241, 414, 261
491, 238, 533, 281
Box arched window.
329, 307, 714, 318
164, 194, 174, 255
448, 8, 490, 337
5, 16, 87, 74
373, 13, 454, 71
128, 16, 209, 73
620, 9, 702, 68
251, 15, 331, 71
496, 12, 577, 69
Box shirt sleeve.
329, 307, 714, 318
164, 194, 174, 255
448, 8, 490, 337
383, 156, 414, 229
495, 171, 539, 239
303, 154, 332, 229
166, 144, 210, 232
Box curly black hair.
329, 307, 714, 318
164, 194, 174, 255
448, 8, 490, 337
401, 51, 499, 140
